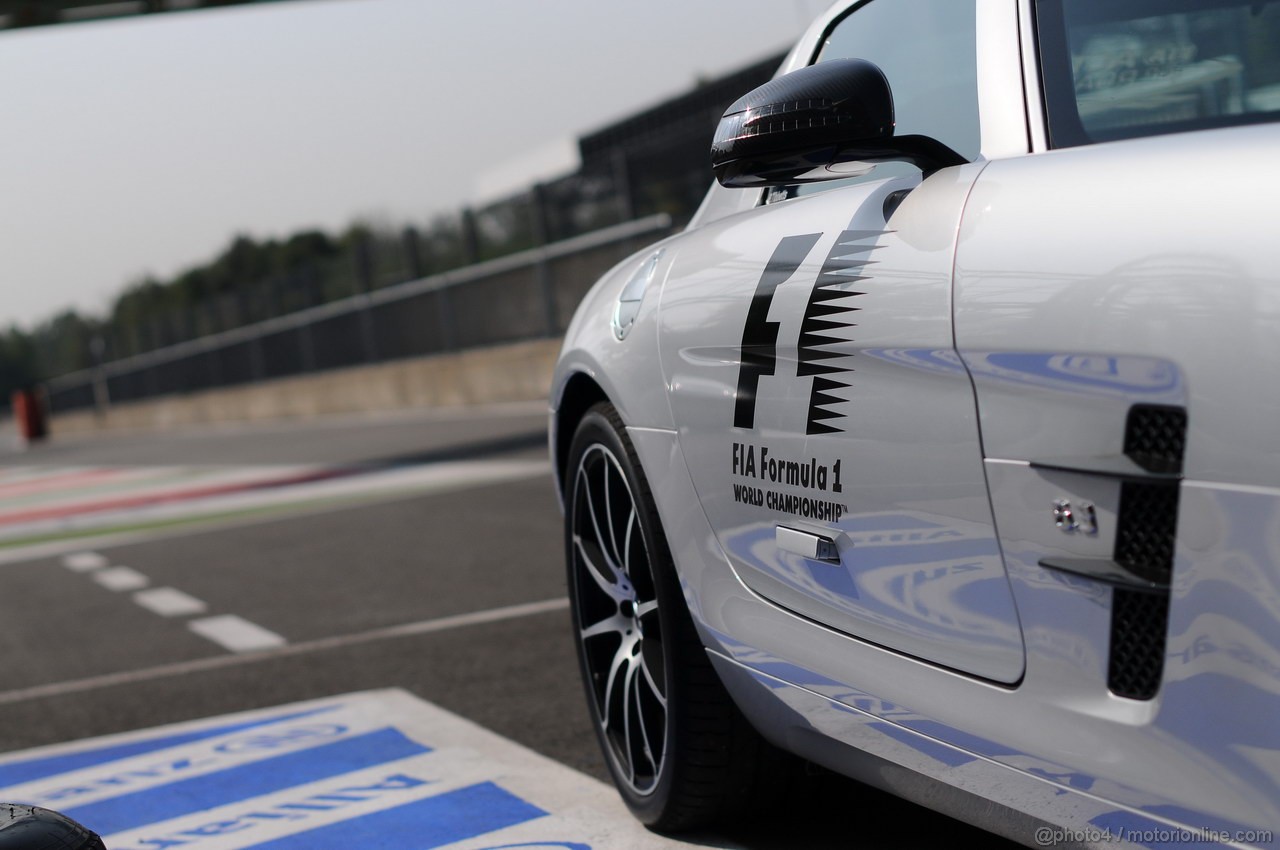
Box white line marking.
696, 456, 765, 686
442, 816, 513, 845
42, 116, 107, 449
132, 587, 208, 617
0, 598, 568, 705
92, 566, 150, 592
62, 551, 109, 572
188, 615, 287, 653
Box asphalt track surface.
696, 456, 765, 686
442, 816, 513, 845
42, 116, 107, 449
0, 404, 1019, 849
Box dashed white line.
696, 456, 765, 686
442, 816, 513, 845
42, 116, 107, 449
69, 554, 274, 654
62, 551, 109, 572
133, 587, 209, 617
92, 566, 150, 592
188, 615, 287, 653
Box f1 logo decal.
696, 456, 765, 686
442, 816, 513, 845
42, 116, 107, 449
734, 230, 881, 433
734, 233, 821, 429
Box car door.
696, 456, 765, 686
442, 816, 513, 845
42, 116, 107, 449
658, 0, 1025, 684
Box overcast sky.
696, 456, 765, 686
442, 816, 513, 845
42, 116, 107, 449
0, 0, 832, 329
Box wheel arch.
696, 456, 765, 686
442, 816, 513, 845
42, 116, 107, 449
552, 370, 611, 503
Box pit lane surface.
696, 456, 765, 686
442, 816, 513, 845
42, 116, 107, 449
0, 404, 1017, 849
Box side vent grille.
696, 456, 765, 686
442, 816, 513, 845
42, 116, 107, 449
1124, 405, 1187, 474
1107, 405, 1187, 701
1108, 590, 1171, 699
1114, 482, 1178, 585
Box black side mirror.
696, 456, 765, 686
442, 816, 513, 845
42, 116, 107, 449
711, 58, 966, 187
0, 804, 105, 849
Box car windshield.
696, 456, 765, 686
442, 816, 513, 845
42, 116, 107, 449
1037, 0, 1280, 146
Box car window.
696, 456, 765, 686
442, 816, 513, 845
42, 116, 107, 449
784, 0, 980, 199
1037, 0, 1280, 147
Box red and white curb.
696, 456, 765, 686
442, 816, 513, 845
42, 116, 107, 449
0, 459, 549, 564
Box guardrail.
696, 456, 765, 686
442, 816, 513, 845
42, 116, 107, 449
45, 214, 673, 414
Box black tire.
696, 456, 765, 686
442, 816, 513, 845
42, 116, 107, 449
564, 402, 778, 832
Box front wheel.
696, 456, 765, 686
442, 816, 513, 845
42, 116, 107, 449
564, 403, 781, 831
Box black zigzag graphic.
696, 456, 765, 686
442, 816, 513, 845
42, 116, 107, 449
800, 230, 885, 435
734, 233, 823, 430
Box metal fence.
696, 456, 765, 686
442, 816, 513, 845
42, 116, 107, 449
44, 214, 672, 415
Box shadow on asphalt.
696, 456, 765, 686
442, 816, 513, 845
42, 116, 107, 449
680, 772, 1011, 849
355, 429, 548, 469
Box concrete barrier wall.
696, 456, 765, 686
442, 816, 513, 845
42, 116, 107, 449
49, 337, 562, 436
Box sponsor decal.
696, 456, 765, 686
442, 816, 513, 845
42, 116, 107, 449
731, 441, 848, 522
0, 691, 691, 849
728, 230, 888, 523
0, 708, 335, 789
62, 728, 428, 836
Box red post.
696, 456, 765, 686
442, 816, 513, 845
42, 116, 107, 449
11, 389, 47, 441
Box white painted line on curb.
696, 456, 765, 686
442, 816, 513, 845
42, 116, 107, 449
188, 615, 287, 653
0, 598, 568, 705
92, 566, 150, 592
132, 587, 208, 617
62, 551, 109, 572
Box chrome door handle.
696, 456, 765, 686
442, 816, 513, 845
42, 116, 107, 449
776, 526, 840, 563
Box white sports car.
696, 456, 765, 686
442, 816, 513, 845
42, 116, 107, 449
551, 1, 1280, 845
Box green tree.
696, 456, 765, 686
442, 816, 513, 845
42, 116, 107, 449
0, 327, 37, 403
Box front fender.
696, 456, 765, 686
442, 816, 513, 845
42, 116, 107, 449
551, 235, 684, 497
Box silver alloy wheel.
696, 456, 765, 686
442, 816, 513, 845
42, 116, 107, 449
570, 442, 668, 795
